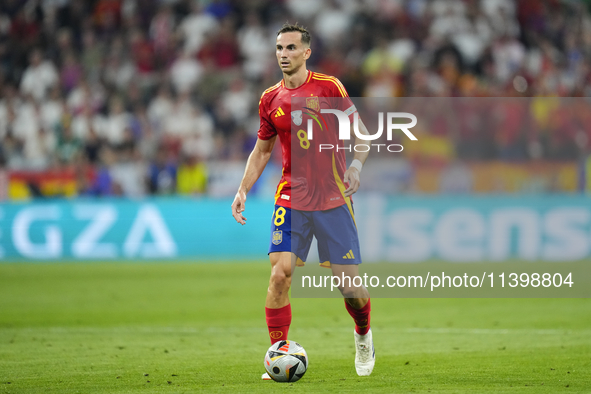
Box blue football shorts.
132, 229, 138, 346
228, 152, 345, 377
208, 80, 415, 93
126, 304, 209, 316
268, 204, 362, 266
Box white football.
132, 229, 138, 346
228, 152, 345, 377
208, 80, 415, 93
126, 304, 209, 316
264, 340, 308, 382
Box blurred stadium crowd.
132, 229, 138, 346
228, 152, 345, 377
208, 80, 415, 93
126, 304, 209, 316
0, 0, 590, 199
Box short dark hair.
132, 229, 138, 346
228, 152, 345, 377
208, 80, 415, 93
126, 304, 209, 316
276, 23, 311, 46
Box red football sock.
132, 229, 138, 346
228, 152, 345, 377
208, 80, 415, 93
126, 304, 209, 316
265, 304, 292, 344
345, 299, 371, 335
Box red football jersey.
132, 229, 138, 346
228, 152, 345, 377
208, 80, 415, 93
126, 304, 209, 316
258, 71, 356, 211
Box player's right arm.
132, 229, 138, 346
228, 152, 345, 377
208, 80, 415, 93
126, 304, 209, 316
231, 135, 277, 225
232, 85, 278, 225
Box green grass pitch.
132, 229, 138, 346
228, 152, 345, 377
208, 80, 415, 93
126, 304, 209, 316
0, 262, 590, 393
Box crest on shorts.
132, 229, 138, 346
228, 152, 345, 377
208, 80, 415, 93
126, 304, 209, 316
272, 230, 283, 245
291, 110, 302, 126
306, 96, 320, 112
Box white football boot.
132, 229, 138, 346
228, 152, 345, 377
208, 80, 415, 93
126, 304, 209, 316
354, 328, 375, 376
261, 372, 272, 380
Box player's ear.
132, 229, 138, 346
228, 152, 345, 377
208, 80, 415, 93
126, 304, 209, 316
303, 47, 311, 60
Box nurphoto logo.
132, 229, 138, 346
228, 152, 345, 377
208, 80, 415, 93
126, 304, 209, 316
304, 108, 418, 153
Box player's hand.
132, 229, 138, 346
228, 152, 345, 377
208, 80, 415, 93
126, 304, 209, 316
231, 190, 247, 225
343, 167, 360, 197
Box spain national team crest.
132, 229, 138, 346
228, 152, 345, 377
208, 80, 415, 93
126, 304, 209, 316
269, 331, 283, 340
291, 110, 302, 126
306, 96, 320, 112
272, 230, 283, 245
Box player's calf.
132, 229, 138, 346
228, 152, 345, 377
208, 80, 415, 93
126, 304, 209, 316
265, 252, 294, 345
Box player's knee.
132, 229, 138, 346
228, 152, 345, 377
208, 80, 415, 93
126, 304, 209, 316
270, 268, 291, 290
338, 285, 367, 299
338, 285, 357, 299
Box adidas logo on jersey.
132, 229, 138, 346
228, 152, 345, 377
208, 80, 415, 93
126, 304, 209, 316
275, 107, 285, 117
343, 250, 355, 259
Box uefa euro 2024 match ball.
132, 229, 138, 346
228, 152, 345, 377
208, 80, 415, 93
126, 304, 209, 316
264, 340, 308, 382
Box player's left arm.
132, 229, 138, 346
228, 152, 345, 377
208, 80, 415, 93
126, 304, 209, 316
343, 118, 370, 197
